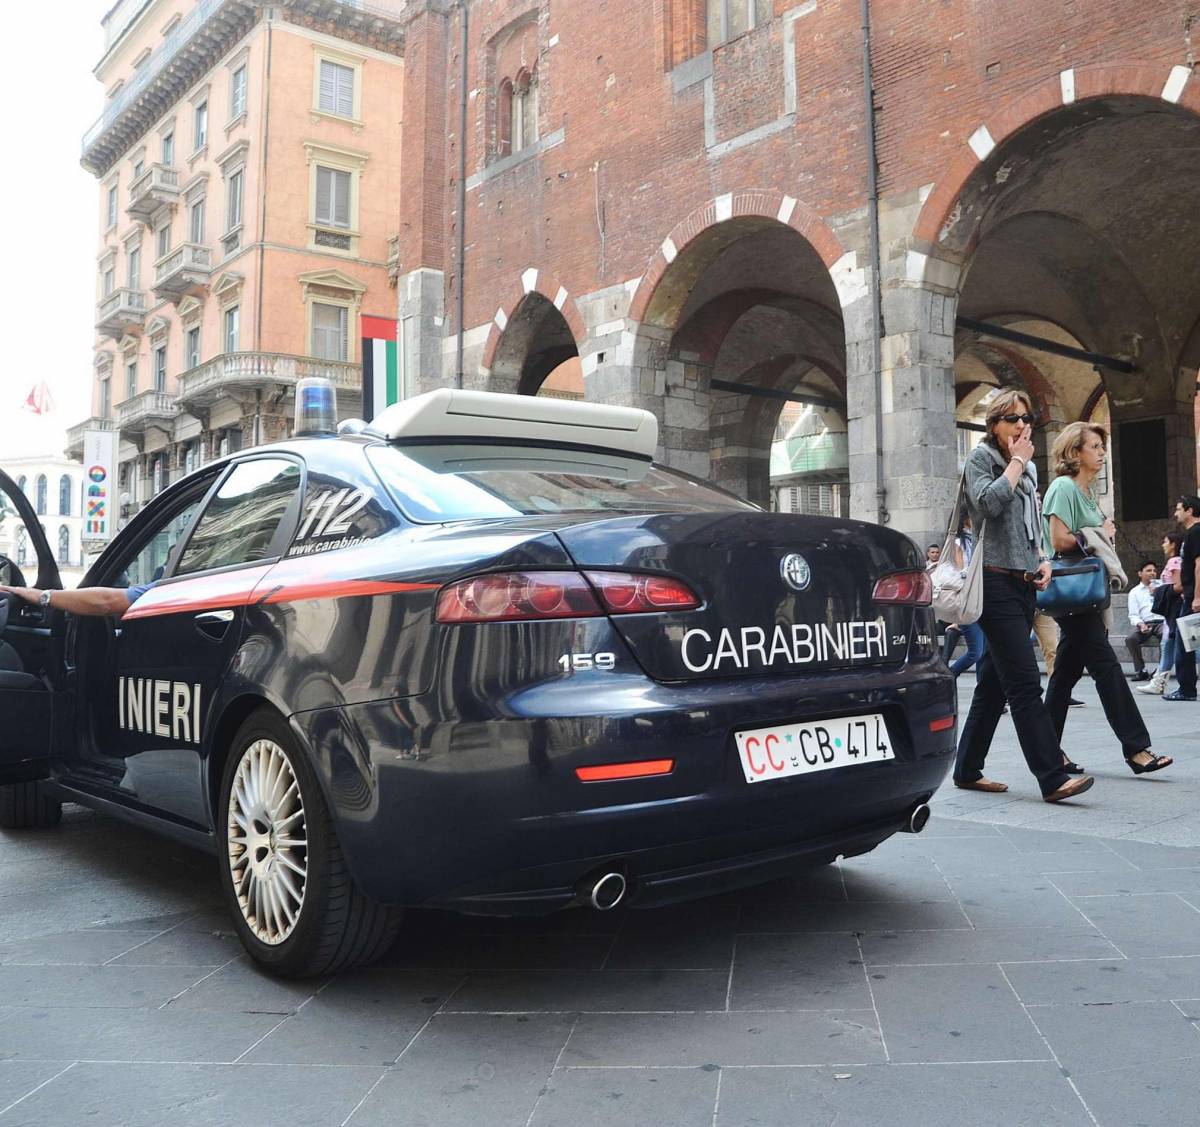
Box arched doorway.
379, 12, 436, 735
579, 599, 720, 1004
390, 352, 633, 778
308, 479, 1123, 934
629, 208, 847, 509
923, 83, 1200, 556
484, 286, 582, 397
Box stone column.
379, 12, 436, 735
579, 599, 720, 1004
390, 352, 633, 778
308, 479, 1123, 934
396, 1, 451, 396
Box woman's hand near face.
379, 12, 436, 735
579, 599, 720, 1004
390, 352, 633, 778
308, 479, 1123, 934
1010, 425, 1035, 465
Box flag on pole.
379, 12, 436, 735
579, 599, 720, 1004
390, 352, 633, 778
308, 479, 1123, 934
361, 315, 399, 421
22, 381, 55, 415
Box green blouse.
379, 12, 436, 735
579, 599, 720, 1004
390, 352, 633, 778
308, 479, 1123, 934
1042, 475, 1104, 556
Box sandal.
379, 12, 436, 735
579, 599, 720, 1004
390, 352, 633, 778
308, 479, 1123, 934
1126, 750, 1173, 775
1062, 757, 1084, 775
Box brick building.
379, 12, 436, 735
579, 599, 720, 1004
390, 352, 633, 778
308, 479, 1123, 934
391, 0, 1200, 555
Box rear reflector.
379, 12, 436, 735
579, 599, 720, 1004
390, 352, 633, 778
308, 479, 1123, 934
929, 715, 956, 732
873, 569, 933, 606
436, 570, 700, 623
575, 759, 675, 782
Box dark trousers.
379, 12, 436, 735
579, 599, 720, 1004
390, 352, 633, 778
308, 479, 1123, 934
1046, 610, 1151, 757
1124, 622, 1162, 674
955, 573, 1071, 796
1175, 593, 1197, 696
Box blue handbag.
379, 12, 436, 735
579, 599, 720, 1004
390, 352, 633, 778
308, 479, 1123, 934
1036, 553, 1110, 618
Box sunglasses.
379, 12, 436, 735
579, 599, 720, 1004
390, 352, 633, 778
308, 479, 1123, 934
998, 413, 1036, 425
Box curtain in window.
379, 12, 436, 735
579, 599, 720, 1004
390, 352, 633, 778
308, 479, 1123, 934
315, 167, 351, 228
312, 303, 348, 361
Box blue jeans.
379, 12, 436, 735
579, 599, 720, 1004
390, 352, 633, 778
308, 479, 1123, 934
1159, 628, 1176, 674
948, 621, 986, 677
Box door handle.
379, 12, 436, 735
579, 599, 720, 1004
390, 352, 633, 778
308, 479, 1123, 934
195, 609, 235, 640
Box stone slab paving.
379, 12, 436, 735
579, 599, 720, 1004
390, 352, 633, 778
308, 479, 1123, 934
0, 683, 1197, 1126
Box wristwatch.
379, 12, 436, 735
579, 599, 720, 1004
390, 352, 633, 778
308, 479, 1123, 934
38, 590, 51, 608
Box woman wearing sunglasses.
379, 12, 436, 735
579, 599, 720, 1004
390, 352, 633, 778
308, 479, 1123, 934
1042, 422, 1172, 774
953, 390, 1095, 802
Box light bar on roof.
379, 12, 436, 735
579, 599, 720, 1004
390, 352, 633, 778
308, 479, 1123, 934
366, 389, 659, 459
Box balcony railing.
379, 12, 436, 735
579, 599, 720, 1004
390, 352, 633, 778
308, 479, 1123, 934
127, 163, 181, 222
154, 242, 213, 297
176, 352, 361, 411
96, 288, 147, 338
65, 417, 114, 460
116, 390, 179, 435
82, 0, 406, 176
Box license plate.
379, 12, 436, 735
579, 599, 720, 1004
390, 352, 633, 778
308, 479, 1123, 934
734, 713, 894, 783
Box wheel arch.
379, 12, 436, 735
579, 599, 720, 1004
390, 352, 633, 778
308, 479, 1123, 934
204, 693, 287, 827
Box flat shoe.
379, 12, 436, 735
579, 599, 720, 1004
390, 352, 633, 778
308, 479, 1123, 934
1062, 759, 1085, 775
954, 778, 1009, 793
1043, 775, 1095, 803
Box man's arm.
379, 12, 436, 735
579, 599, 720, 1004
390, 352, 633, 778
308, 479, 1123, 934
1129, 587, 1144, 627
1192, 556, 1200, 612
0, 585, 133, 616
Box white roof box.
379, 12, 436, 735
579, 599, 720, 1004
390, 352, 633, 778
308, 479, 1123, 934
366, 389, 659, 459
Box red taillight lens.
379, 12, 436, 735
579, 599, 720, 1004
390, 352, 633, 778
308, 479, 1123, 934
873, 569, 933, 606
436, 571, 602, 623
585, 571, 701, 613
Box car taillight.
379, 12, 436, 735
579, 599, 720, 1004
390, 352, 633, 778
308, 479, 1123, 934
435, 570, 702, 623
436, 571, 602, 623
585, 571, 701, 614
873, 569, 933, 606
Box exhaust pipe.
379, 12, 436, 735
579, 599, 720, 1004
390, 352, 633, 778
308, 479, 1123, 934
900, 803, 931, 834
582, 870, 628, 911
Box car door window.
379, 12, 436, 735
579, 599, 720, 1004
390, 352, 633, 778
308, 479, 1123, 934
121, 498, 206, 587
175, 459, 301, 576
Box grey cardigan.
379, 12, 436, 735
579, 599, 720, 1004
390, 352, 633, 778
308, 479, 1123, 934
962, 444, 1044, 572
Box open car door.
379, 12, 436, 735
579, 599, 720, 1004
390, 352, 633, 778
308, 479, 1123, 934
0, 469, 63, 783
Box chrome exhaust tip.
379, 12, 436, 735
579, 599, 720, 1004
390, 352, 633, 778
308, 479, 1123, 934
586, 871, 627, 911
901, 803, 931, 834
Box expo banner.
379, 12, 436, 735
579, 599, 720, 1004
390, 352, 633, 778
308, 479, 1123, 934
82, 429, 116, 543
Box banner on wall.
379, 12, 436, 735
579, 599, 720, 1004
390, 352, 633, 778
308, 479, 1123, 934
82, 429, 116, 543
361, 315, 399, 422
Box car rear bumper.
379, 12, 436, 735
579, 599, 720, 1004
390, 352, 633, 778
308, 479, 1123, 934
289, 658, 955, 909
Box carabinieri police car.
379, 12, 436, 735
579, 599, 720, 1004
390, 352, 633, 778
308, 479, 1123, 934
0, 387, 955, 977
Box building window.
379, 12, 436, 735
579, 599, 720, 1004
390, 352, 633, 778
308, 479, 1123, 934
58, 475, 72, 516
153, 346, 167, 392
100, 377, 111, 417
497, 79, 513, 157
102, 267, 115, 296
127, 246, 140, 290
162, 131, 175, 165
58, 525, 70, 565
224, 306, 240, 353
510, 68, 538, 154
189, 199, 205, 243
132, 158, 144, 180
185, 326, 201, 369
156, 222, 170, 259
311, 302, 349, 361
226, 169, 243, 232
194, 100, 208, 150
706, 0, 770, 46
15, 528, 26, 567
106, 185, 118, 228
152, 456, 165, 496
126, 360, 137, 398
35, 475, 47, 515
230, 64, 247, 119
317, 59, 354, 117
315, 166, 351, 229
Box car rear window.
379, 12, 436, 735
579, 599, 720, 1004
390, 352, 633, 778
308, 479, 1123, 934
366, 442, 755, 523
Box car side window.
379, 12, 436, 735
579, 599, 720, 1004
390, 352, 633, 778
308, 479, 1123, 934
121, 497, 206, 588
174, 459, 301, 577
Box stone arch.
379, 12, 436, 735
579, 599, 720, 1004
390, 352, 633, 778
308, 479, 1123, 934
479, 268, 587, 390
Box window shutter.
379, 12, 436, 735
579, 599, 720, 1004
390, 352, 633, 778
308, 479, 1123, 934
336, 65, 354, 117
319, 61, 336, 111
333, 169, 350, 228
316, 166, 332, 224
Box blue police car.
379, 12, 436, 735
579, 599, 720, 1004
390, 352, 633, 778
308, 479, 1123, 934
0, 388, 954, 976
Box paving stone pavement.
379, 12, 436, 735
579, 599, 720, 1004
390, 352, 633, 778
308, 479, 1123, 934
0, 677, 1197, 1126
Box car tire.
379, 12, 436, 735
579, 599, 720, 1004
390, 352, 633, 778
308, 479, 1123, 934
0, 780, 62, 829
217, 709, 402, 977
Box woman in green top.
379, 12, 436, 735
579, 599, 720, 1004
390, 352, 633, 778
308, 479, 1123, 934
1042, 422, 1172, 774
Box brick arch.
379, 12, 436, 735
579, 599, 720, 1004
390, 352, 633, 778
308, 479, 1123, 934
479, 268, 587, 374
627, 190, 847, 326
913, 62, 1199, 258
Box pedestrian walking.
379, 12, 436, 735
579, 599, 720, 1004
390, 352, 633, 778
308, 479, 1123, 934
1139, 532, 1183, 696
1166, 496, 1200, 701
1124, 560, 1163, 681
1042, 422, 1171, 774
940, 513, 986, 677
953, 391, 1093, 802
